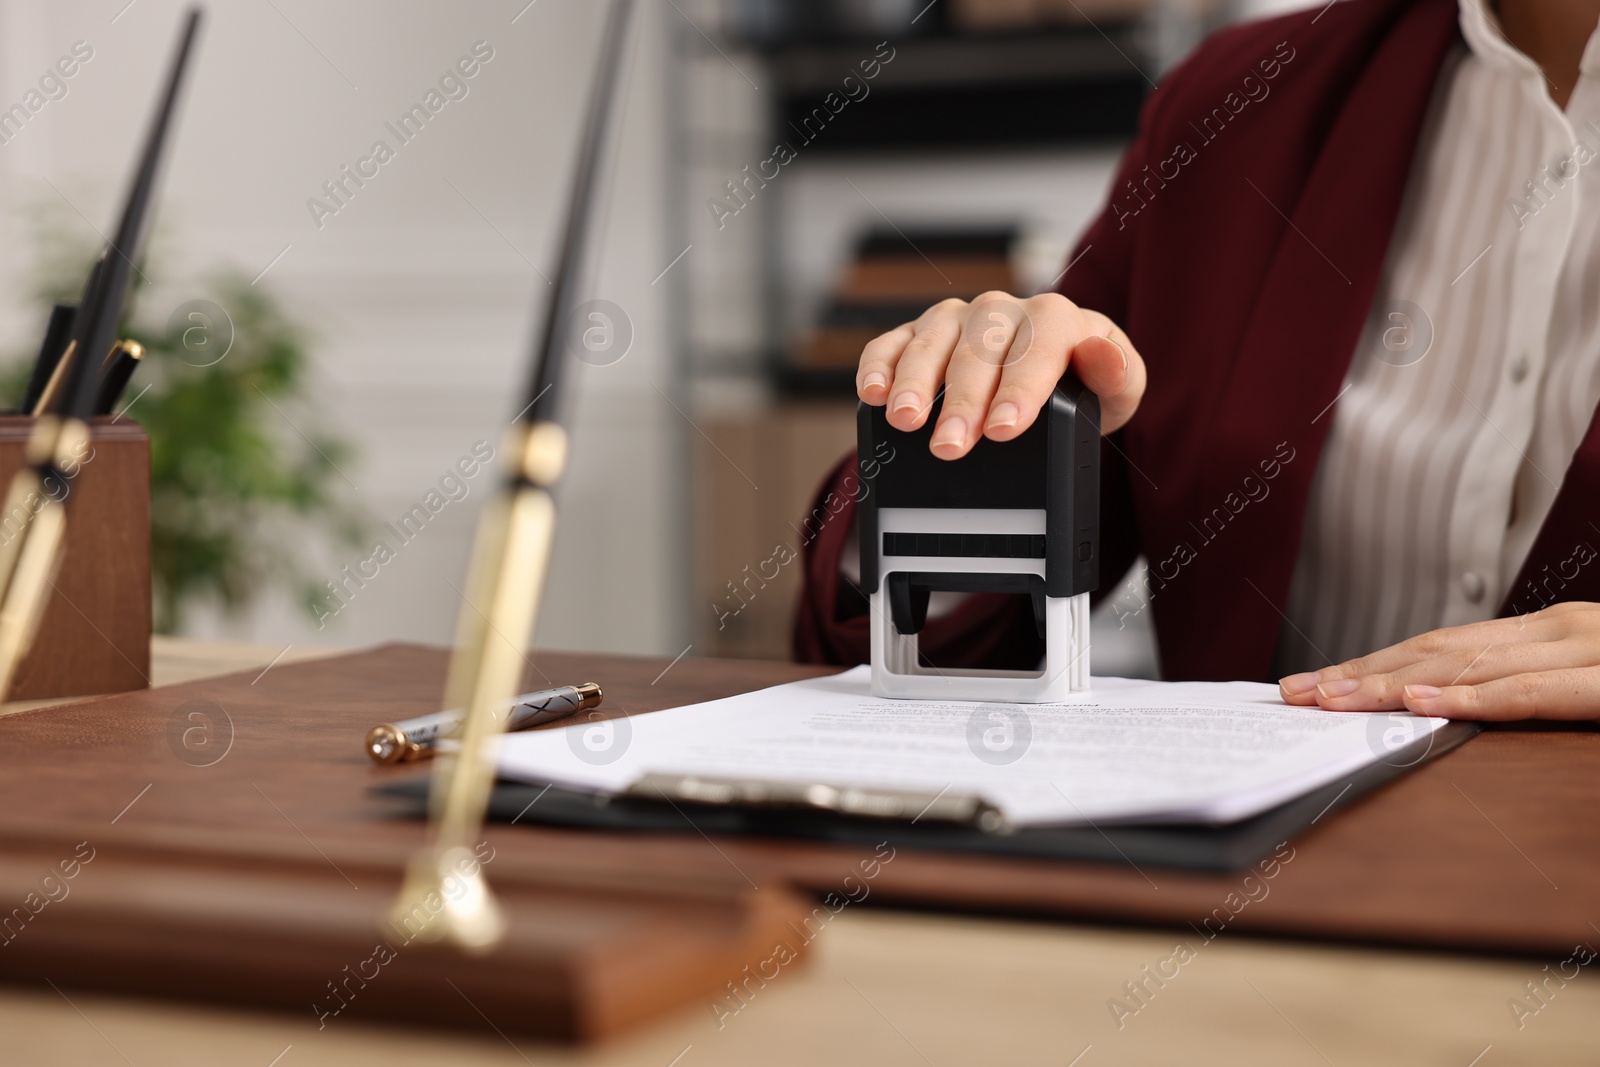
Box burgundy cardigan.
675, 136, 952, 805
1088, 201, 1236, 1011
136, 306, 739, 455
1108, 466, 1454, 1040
794, 0, 1600, 682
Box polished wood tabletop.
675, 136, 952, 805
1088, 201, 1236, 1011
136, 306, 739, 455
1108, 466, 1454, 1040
4, 638, 1597, 1066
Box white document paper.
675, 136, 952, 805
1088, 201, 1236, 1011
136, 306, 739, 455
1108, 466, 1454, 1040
495, 667, 1449, 828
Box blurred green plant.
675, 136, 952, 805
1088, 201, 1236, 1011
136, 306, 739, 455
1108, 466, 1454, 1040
3, 223, 365, 633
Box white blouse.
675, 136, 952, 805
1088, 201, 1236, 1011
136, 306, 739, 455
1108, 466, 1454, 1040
1276, 0, 1600, 672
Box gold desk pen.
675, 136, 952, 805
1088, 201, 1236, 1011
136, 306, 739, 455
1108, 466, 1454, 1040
0, 11, 200, 700
388, 0, 636, 952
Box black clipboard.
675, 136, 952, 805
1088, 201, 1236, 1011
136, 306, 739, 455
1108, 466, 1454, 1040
378, 721, 1480, 873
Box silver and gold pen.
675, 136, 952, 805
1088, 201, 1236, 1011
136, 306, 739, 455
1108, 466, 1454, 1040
365, 682, 602, 764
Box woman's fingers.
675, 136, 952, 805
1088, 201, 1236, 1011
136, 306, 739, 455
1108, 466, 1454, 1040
931, 294, 1020, 459
980, 301, 1072, 442
1303, 639, 1595, 711
854, 291, 1147, 458
884, 300, 966, 432
857, 323, 916, 405
1278, 603, 1600, 720
1084, 323, 1147, 435
1333, 615, 1550, 678
1401, 666, 1600, 721
985, 297, 1145, 441
1279, 605, 1598, 706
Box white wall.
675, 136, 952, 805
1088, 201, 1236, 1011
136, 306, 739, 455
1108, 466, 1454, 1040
0, 0, 685, 656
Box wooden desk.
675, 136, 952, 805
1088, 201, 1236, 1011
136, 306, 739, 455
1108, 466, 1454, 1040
5, 640, 1598, 1065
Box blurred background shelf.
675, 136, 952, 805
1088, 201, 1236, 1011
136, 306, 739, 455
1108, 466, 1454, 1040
760, 30, 1151, 151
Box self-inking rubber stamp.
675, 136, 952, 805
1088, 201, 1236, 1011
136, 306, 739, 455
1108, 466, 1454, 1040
857, 375, 1100, 702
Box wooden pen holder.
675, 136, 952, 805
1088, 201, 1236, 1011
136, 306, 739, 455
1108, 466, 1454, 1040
0, 415, 150, 700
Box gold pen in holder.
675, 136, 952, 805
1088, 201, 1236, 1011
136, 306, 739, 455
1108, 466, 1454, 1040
366, 682, 602, 764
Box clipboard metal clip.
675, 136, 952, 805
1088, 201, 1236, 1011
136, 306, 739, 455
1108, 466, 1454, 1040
627, 773, 1014, 835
